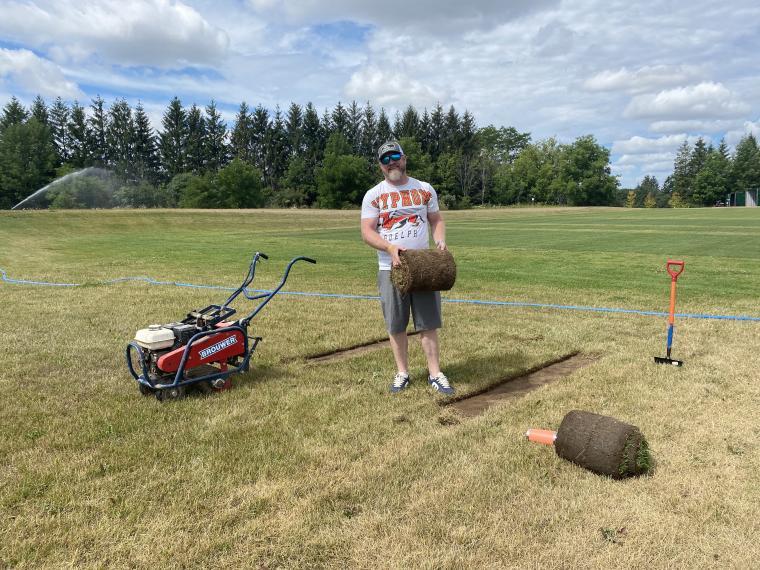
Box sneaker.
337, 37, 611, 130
428, 373, 455, 395
390, 372, 410, 393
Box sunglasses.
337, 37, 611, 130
380, 152, 402, 165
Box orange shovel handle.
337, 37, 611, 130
525, 428, 557, 446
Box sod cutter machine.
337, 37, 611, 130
126, 253, 316, 401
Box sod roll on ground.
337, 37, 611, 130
390, 248, 457, 294
554, 410, 652, 479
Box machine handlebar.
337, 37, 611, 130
239, 255, 316, 326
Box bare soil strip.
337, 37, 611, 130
306, 331, 421, 363
448, 353, 598, 417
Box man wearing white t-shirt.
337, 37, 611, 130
360, 141, 454, 395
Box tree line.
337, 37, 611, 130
2, 93, 755, 210
625, 135, 760, 208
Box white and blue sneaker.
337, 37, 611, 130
390, 372, 410, 393
428, 373, 454, 395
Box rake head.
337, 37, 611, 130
654, 356, 684, 367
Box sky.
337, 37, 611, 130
1, 0, 759, 188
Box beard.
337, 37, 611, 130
386, 167, 405, 183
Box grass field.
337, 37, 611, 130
1, 207, 759, 568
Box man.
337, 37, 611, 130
360, 141, 454, 394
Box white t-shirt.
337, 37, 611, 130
360, 177, 440, 270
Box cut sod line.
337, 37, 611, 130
2, 267, 760, 322
305, 332, 421, 363
447, 353, 599, 418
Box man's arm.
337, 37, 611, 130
361, 217, 404, 266
428, 211, 447, 250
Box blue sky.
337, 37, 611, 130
1, 0, 759, 188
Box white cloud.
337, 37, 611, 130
246, 0, 560, 33
612, 134, 703, 155
0, 48, 83, 98
345, 66, 444, 108
624, 82, 750, 120
615, 152, 675, 166
531, 21, 576, 57
725, 120, 760, 146
649, 119, 740, 133
584, 65, 701, 94
0, 0, 229, 68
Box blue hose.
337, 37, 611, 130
2, 267, 759, 322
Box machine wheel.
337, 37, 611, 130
211, 377, 232, 392
155, 385, 186, 402
138, 383, 155, 397
195, 381, 214, 395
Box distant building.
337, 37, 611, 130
726, 189, 758, 207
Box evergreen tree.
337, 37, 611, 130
185, 104, 206, 174
686, 137, 709, 202
428, 103, 445, 159
321, 107, 333, 138
1, 97, 29, 133
392, 111, 402, 139
88, 95, 109, 167
49, 97, 71, 164
30, 95, 49, 125
418, 109, 433, 154
250, 104, 270, 173
264, 106, 288, 190
285, 102, 304, 156
670, 140, 692, 198
376, 108, 392, 145
731, 134, 760, 198
68, 100, 90, 168
398, 105, 420, 140
106, 98, 134, 180
204, 100, 229, 173
360, 102, 378, 161
443, 106, 461, 152
692, 150, 730, 206
132, 102, 160, 182
159, 97, 188, 179
347, 100, 363, 154
331, 102, 350, 140
634, 174, 659, 207
302, 102, 324, 170
230, 102, 253, 163
0, 119, 57, 208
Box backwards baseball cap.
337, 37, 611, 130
377, 141, 404, 160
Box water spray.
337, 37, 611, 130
11, 167, 104, 210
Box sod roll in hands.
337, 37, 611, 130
391, 248, 457, 294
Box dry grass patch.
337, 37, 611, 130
2, 207, 760, 567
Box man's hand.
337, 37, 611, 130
435, 240, 447, 251
388, 244, 405, 266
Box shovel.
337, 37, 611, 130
654, 259, 684, 366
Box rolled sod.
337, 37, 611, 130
390, 249, 457, 295
554, 410, 652, 479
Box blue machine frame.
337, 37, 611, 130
126, 253, 315, 392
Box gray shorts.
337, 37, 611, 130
377, 270, 442, 334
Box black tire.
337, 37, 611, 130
155, 385, 186, 402
138, 383, 155, 397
